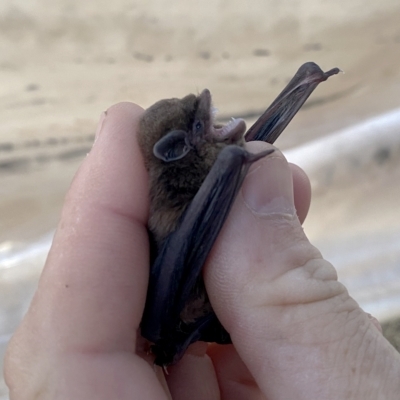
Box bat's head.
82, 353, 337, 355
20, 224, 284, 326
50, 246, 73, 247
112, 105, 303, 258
138, 89, 246, 166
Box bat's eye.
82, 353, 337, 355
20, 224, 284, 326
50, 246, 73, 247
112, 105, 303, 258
193, 120, 204, 134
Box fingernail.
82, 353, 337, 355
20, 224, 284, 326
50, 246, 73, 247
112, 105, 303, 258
93, 111, 107, 145
243, 155, 295, 216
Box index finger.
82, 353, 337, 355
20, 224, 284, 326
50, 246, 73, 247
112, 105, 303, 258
28, 102, 149, 353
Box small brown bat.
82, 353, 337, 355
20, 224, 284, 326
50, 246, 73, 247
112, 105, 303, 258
139, 62, 340, 366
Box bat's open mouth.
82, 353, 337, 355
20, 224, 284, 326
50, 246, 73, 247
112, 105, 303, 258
210, 104, 246, 141
198, 89, 246, 142
213, 117, 246, 140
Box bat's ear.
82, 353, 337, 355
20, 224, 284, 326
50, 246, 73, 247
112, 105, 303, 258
153, 130, 191, 162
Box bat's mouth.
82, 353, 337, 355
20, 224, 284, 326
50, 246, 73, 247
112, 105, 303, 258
210, 104, 246, 142
198, 89, 246, 142
213, 117, 246, 140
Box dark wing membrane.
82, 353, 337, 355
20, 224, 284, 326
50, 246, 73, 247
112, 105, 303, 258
141, 146, 273, 343
245, 62, 340, 144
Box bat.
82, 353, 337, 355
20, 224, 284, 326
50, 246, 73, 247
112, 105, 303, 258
138, 62, 340, 366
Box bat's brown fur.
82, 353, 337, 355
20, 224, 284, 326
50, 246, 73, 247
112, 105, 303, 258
138, 91, 245, 244
138, 90, 246, 324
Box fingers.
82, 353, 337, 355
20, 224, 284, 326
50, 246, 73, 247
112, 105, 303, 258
204, 141, 398, 399
165, 144, 312, 400
207, 344, 265, 400
290, 162, 311, 224
166, 343, 220, 400
35, 102, 149, 352
5, 103, 162, 399
5, 103, 172, 400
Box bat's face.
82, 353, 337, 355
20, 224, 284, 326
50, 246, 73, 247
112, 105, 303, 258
139, 89, 246, 167
138, 89, 247, 242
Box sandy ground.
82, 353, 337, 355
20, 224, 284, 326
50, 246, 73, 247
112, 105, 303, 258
1, 1, 400, 397
1, 1, 399, 251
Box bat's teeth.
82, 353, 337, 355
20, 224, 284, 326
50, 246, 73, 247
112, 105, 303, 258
220, 118, 244, 135
211, 106, 219, 120
226, 118, 238, 129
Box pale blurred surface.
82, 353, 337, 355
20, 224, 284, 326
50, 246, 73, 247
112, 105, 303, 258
1, 1, 400, 397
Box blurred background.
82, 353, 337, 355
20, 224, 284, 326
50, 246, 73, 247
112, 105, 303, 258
1, 0, 400, 397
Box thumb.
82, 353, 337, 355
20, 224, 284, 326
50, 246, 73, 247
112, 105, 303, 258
204, 141, 388, 399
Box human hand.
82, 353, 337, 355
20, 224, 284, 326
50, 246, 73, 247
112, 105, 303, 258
5, 103, 400, 400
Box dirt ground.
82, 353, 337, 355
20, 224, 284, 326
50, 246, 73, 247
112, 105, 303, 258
1, 1, 400, 397
1, 0, 400, 258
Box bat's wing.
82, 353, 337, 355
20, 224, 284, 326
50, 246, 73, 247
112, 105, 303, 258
245, 62, 340, 144
141, 145, 274, 365
141, 62, 339, 366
